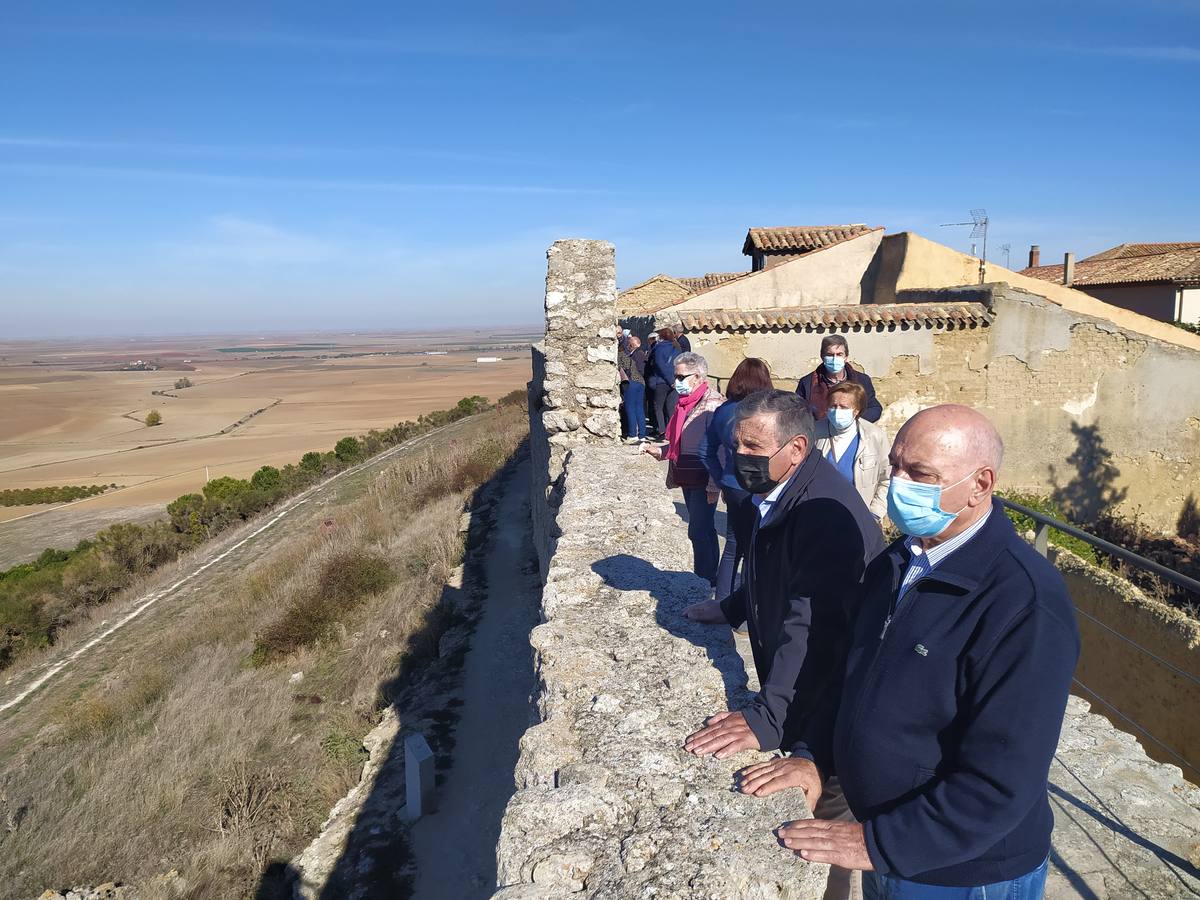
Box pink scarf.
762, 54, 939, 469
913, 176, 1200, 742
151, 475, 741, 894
665, 382, 708, 462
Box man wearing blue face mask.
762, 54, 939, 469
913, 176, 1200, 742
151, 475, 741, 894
795, 335, 883, 423
756, 404, 1079, 900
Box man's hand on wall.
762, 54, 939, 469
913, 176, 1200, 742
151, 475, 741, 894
736, 757, 824, 805
684, 711, 760, 758
775, 820, 874, 871
683, 598, 726, 623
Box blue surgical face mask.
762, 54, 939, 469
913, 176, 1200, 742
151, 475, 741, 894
823, 355, 846, 374
887, 469, 977, 538
674, 376, 693, 396
829, 407, 855, 432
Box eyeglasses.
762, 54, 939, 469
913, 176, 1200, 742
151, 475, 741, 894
675, 371, 698, 379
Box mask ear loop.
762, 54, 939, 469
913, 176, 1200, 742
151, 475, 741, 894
942, 467, 982, 516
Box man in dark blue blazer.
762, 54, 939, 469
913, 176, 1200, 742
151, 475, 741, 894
738, 404, 1079, 899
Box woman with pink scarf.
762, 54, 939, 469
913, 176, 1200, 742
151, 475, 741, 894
642, 351, 725, 585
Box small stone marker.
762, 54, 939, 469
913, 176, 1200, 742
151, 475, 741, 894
404, 733, 436, 819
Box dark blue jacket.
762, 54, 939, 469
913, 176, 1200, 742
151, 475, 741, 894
798, 501, 1079, 886
719, 450, 884, 751
647, 340, 680, 388
699, 399, 741, 491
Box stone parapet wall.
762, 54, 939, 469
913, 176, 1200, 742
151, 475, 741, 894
493, 444, 828, 898
1049, 544, 1200, 781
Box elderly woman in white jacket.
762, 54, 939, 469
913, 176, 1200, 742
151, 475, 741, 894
813, 381, 889, 521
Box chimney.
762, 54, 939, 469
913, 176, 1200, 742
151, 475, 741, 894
1063, 252, 1075, 286
1028, 244, 1040, 268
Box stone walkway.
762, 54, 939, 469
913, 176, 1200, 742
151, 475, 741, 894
408, 459, 541, 898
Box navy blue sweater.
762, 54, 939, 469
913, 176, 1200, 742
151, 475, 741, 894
798, 501, 1079, 886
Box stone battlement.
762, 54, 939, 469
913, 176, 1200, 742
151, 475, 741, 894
493, 443, 828, 897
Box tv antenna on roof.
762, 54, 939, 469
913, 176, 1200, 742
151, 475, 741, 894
1000, 243, 1011, 269
940, 208, 989, 283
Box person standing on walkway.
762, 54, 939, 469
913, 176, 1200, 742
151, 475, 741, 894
681, 389, 882, 759
647, 328, 682, 437
642, 352, 725, 586
698, 357, 775, 603
748, 405, 1079, 900
796, 335, 883, 423
619, 335, 648, 443
813, 382, 890, 522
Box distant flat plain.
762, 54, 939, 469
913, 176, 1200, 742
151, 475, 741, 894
0, 330, 535, 555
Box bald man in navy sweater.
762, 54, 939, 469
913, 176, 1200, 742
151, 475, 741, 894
739, 405, 1079, 900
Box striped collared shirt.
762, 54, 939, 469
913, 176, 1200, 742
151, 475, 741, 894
898, 508, 992, 602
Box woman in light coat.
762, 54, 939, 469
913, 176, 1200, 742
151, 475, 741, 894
643, 351, 725, 585
813, 381, 889, 522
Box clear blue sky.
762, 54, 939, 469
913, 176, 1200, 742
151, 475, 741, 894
2, 1, 1197, 337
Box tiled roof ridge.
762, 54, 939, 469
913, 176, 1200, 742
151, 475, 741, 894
676, 272, 746, 293
742, 224, 879, 255
1085, 242, 1200, 262
676, 302, 992, 333
1022, 245, 1200, 286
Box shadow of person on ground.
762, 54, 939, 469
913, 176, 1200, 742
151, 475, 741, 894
673, 499, 727, 537
591, 553, 750, 710
1049, 780, 1200, 894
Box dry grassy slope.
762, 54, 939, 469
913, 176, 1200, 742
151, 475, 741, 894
0, 405, 529, 900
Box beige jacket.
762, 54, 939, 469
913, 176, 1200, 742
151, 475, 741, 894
814, 416, 890, 519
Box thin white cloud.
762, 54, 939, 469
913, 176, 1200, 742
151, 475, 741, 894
164, 216, 342, 264
10, 22, 597, 60
0, 135, 542, 166
0, 214, 71, 226
0, 162, 616, 196
1075, 44, 1200, 62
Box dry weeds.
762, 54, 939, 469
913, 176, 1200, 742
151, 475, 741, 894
0, 405, 528, 899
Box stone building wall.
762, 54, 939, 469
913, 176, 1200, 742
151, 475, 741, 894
616, 275, 691, 316
675, 284, 1200, 533
528, 240, 622, 580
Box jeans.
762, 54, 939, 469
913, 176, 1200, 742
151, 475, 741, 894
681, 487, 719, 586
623, 381, 646, 439
862, 857, 1049, 900
715, 485, 749, 601
651, 383, 677, 435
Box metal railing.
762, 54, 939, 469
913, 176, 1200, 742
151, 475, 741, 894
996, 497, 1200, 781
997, 497, 1200, 596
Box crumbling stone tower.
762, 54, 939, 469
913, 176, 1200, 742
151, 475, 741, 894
529, 239, 620, 578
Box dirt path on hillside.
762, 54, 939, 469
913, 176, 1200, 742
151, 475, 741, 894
407, 458, 540, 899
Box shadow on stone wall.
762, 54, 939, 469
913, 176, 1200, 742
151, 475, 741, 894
1048, 780, 1200, 891
1178, 493, 1200, 541
1049, 421, 1128, 525
591, 553, 749, 710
